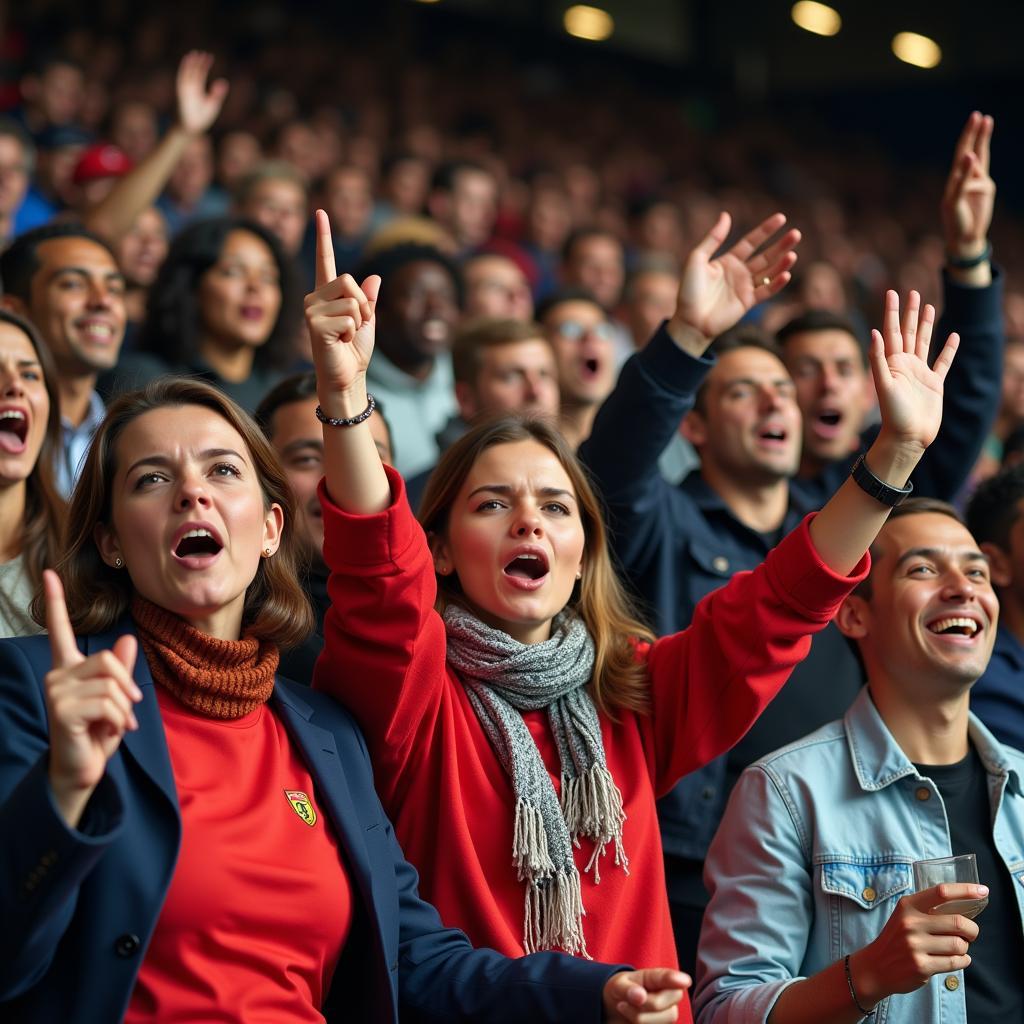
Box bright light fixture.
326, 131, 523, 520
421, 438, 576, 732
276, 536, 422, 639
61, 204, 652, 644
791, 1, 841, 37
564, 5, 614, 42
892, 31, 942, 68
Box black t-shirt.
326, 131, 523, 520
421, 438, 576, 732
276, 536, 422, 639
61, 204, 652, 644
914, 747, 1024, 1022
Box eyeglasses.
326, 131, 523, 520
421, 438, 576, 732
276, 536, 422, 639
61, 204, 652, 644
552, 320, 616, 343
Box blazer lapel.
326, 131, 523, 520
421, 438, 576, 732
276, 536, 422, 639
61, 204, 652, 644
273, 689, 375, 914
90, 623, 179, 814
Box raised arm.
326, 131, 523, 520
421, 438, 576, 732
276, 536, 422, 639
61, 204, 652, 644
579, 212, 800, 574
84, 51, 228, 242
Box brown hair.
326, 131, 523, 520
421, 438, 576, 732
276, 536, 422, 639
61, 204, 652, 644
0, 309, 65, 599
853, 497, 964, 599
418, 415, 655, 716
39, 377, 314, 647
451, 317, 552, 385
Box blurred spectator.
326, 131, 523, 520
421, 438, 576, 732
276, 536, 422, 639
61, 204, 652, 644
538, 288, 616, 449
109, 217, 299, 412
233, 160, 309, 259
113, 205, 169, 331
71, 143, 133, 210
19, 124, 93, 228
561, 226, 625, 312
427, 159, 498, 255
158, 134, 225, 232
314, 164, 375, 275
0, 223, 127, 496
14, 53, 84, 138
0, 119, 34, 247
623, 261, 679, 350
271, 120, 321, 183
359, 241, 462, 477
376, 150, 431, 223
108, 99, 159, 164
216, 130, 262, 193
462, 252, 534, 321
0, 309, 64, 637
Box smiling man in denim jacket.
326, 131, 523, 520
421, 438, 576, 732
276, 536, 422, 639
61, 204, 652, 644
694, 498, 1024, 1023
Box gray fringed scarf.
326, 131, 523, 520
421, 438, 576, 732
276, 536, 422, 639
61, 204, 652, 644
443, 603, 628, 958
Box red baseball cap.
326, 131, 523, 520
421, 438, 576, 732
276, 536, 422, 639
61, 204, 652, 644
72, 144, 133, 185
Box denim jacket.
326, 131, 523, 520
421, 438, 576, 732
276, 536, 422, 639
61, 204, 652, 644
693, 688, 1024, 1024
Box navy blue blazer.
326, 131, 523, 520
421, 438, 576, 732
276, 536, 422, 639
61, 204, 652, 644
0, 624, 621, 1023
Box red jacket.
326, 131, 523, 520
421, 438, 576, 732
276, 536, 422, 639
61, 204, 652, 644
314, 469, 866, 1001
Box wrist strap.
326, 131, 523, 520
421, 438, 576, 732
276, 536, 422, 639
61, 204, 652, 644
850, 453, 914, 508
946, 241, 991, 269
844, 954, 876, 1017
316, 393, 376, 427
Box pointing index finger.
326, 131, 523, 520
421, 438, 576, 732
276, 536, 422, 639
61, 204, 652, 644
43, 569, 82, 670
315, 209, 337, 288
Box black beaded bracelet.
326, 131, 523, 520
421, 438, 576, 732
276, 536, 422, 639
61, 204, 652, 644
844, 954, 876, 1017
946, 241, 991, 269
315, 393, 376, 427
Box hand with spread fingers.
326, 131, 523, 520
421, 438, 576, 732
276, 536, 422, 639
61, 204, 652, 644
869, 289, 959, 456
668, 211, 801, 350
175, 50, 229, 137
603, 968, 691, 1024
941, 111, 995, 272
41, 570, 141, 829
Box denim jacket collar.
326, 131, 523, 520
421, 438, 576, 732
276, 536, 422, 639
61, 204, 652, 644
844, 685, 1023, 797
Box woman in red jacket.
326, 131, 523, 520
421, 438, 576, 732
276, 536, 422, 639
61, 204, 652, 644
305, 208, 958, 1020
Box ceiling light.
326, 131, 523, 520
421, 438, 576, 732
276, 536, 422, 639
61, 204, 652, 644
892, 31, 942, 69
791, 2, 841, 37
564, 5, 614, 42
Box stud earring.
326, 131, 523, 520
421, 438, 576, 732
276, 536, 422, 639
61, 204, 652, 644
264, 547, 273, 557
576, 569, 582, 579
114, 557, 123, 569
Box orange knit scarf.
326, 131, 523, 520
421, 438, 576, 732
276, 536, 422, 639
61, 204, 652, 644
132, 596, 279, 720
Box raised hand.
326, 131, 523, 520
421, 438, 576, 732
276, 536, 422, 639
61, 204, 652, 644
870, 290, 959, 454
850, 882, 983, 1005
42, 570, 141, 829
304, 209, 381, 413
603, 967, 690, 1023
175, 50, 229, 137
670, 211, 800, 344
941, 111, 995, 260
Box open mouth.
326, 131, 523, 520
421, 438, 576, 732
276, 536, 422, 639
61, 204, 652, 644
811, 408, 844, 440
926, 616, 982, 638
758, 426, 788, 445
0, 409, 28, 450
174, 527, 223, 559
76, 320, 117, 344
580, 357, 601, 380
503, 551, 550, 583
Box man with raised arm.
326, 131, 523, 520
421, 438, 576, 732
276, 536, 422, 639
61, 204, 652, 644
579, 113, 1003, 973
695, 498, 1024, 1023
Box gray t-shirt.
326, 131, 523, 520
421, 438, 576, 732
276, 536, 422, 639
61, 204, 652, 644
0, 554, 43, 638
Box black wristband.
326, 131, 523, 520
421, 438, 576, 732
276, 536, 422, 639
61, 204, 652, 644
844, 954, 876, 1017
946, 241, 991, 269
850, 453, 914, 508
316, 393, 376, 427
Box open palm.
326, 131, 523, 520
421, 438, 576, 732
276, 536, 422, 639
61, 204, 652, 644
871, 290, 959, 451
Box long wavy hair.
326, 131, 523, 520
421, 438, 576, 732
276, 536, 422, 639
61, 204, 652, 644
0, 309, 65, 600
418, 415, 655, 716
135, 217, 300, 373
36, 377, 314, 648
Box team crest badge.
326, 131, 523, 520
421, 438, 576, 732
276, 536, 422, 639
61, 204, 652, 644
284, 790, 317, 826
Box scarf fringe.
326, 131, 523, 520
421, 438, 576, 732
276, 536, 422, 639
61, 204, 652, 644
513, 798, 555, 881
560, 764, 630, 885
523, 866, 590, 959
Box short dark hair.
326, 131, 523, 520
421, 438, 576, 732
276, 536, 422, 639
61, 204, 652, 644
535, 287, 605, 325
430, 159, 492, 194
356, 242, 462, 307
136, 217, 300, 373
966, 465, 1024, 552
692, 326, 784, 415
0, 116, 35, 175
451, 318, 550, 385
0, 222, 118, 302
854, 497, 965, 599
777, 309, 866, 366
232, 160, 309, 206
561, 226, 622, 267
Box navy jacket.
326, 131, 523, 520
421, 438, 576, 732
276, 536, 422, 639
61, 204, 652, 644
0, 625, 622, 1023
972, 623, 1024, 755
579, 272, 1003, 871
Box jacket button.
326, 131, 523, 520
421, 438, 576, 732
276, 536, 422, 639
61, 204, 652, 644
944, 975, 960, 991
915, 787, 931, 801
115, 933, 141, 958
701, 786, 716, 801
712, 556, 729, 573
862, 886, 876, 902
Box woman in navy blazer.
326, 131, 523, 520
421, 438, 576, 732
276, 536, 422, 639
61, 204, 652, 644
0, 378, 680, 1023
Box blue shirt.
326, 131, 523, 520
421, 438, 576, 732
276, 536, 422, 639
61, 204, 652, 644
56, 389, 105, 499
694, 687, 1024, 1024
972, 623, 1024, 754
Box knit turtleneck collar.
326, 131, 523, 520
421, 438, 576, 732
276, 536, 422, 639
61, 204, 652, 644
131, 595, 279, 720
